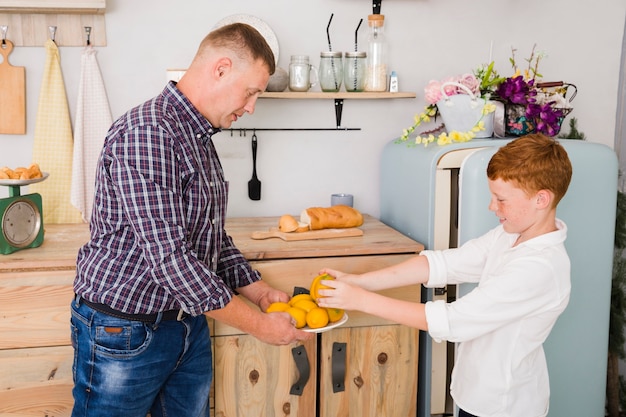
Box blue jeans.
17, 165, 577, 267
70, 297, 212, 417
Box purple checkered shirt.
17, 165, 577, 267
74, 82, 260, 316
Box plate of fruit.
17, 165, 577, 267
266, 274, 347, 333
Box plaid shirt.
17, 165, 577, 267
74, 82, 260, 316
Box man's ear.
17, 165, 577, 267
214, 57, 232, 79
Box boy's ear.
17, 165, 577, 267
536, 190, 553, 209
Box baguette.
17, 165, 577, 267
300, 205, 363, 230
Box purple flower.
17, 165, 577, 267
496, 76, 536, 105
526, 102, 564, 136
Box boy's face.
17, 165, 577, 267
488, 178, 539, 238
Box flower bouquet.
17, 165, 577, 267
398, 63, 501, 147
494, 46, 575, 137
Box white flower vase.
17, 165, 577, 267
436, 82, 494, 138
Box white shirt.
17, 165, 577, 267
423, 220, 570, 417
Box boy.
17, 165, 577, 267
317, 134, 573, 417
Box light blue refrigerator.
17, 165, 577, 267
380, 138, 618, 417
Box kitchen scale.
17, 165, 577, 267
0, 172, 48, 255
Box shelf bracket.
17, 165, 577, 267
372, 0, 382, 14
334, 98, 344, 128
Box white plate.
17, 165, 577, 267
0, 172, 49, 186
303, 313, 348, 333
213, 14, 280, 64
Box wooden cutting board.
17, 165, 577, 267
0, 39, 26, 135
251, 227, 364, 241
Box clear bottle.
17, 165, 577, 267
364, 14, 387, 92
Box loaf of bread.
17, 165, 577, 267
300, 205, 363, 230
278, 214, 310, 233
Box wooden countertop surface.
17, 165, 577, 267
228, 215, 423, 260
0, 215, 423, 272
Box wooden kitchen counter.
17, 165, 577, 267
0, 215, 424, 417
0, 223, 90, 272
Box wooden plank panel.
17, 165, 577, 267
214, 254, 421, 336
0, 345, 73, 416
0, 280, 74, 349
0, 13, 106, 46
319, 325, 419, 417
214, 335, 316, 417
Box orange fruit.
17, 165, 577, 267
326, 307, 345, 323
289, 293, 314, 306
293, 299, 318, 313
306, 307, 329, 329
310, 273, 335, 299
265, 301, 290, 313
286, 307, 307, 329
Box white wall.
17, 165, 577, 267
1, 0, 625, 219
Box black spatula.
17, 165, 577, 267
248, 133, 261, 200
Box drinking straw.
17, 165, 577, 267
326, 13, 338, 90
353, 18, 363, 90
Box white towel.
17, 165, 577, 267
71, 45, 112, 222
30, 39, 83, 224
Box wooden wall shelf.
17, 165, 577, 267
261, 91, 416, 99
260, 91, 416, 127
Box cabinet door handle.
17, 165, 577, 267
290, 345, 310, 396
331, 342, 347, 393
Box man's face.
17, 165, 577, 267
209, 59, 269, 129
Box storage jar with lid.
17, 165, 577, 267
319, 51, 343, 92
344, 51, 367, 92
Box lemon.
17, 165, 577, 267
286, 307, 307, 329
310, 273, 335, 300
265, 301, 290, 313
293, 299, 319, 313
326, 307, 345, 323
289, 293, 314, 306
306, 307, 329, 329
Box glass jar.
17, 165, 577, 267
344, 51, 367, 92
364, 14, 387, 92
289, 55, 317, 92
319, 51, 343, 92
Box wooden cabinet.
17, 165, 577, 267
214, 215, 423, 417
0, 224, 89, 417
0, 216, 423, 417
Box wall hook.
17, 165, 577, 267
48, 26, 57, 42
1, 25, 7, 46
84, 26, 91, 46
372, 0, 382, 14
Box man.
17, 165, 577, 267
71, 23, 312, 417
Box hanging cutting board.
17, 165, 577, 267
251, 227, 364, 241
0, 40, 26, 135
